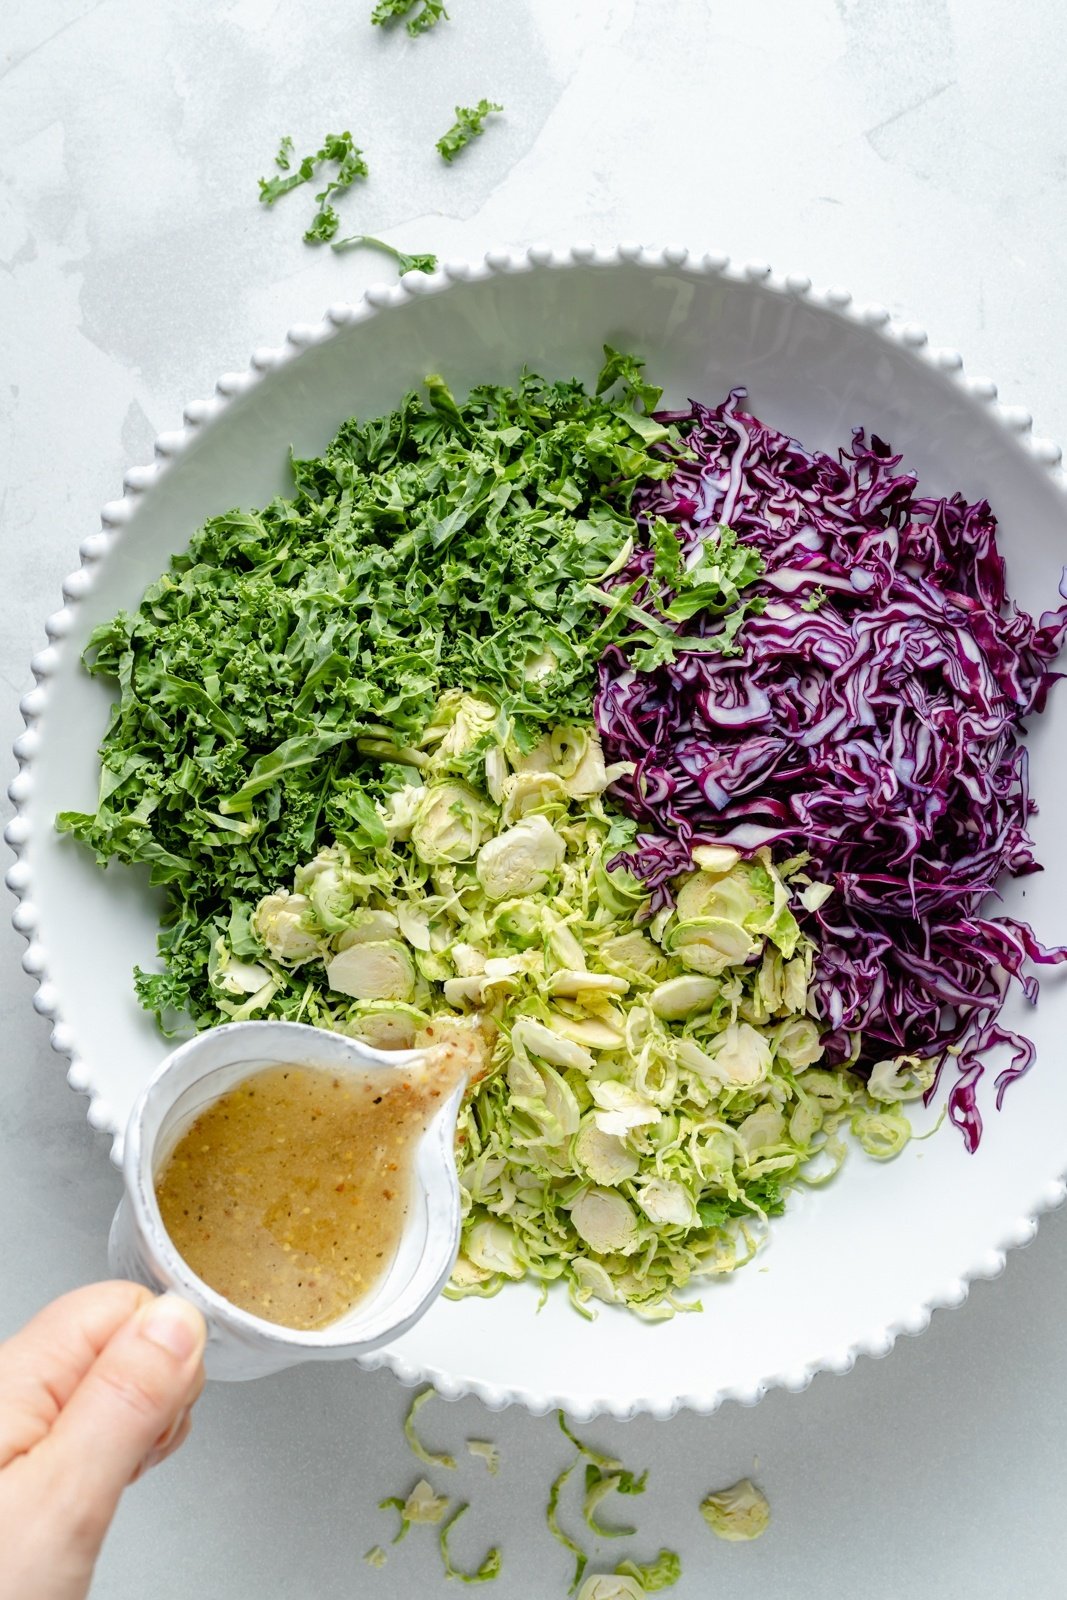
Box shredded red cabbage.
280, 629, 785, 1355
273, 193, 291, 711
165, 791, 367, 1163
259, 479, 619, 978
598, 388, 1067, 1150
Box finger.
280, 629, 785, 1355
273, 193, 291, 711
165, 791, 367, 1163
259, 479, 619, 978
140, 1352, 205, 1465
149, 1359, 205, 1456
42, 1293, 206, 1545
132, 1406, 194, 1482
154, 1406, 193, 1466
154, 1404, 193, 1461
0, 1282, 153, 1467
148, 1401, 190, 1459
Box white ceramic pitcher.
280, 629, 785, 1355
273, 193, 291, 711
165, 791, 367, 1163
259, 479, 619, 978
108, 1020, 465, 1381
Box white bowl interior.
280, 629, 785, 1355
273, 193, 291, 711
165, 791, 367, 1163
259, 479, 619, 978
20, 258, 1067, 1415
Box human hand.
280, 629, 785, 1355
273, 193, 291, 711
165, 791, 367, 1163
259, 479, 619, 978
0, 1283, 206, 1600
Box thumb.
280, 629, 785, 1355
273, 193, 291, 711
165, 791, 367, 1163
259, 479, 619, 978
45, 1293, 206, 1534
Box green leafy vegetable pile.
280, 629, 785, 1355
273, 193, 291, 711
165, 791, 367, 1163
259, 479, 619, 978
57, 356, 677, 1032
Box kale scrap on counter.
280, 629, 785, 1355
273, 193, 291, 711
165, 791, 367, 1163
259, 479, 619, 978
371, 0, 449, 35
436, 99, 503, 162
258, 131, 369, 244
330, 233, 438, 274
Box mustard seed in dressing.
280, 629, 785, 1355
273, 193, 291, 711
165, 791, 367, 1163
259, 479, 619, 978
155, 1062, 448, 1331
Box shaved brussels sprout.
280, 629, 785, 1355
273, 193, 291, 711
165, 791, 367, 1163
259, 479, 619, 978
476, 813, 566, 900
798, 879, 834, 912
699, 1478, 770, 1542
581, 1462, 645, 1539
438, 1503, 502, 1585
574, 1121, 640, 1186
615, 1550, 682, 1592
465, 1219, 525, 1279
648, 975, 719, 1020
550, 726, 609, 798
567, 1261, 619, 1317
577, 1577, 644, 1600
850, 1105, 911, 1159
737, 1105, 786, 1156
667, 916, 760, 974
377, 783, 425, 842
707, 1022, 773, 1087
253, 891, 322, 964
211, 947, 272, 996
427, 692, 500, 766
412, 782, 496, 865
774, 1017, 824, 1070
549, 970, 630, 998
675, 868, 753, 925
513, 1017, 595, 1072
589, 1081, 661, 1137
335, 908, 401, 948
379, 1478, 450, 1543
326, 940, 416, 1002
634, 1178, 695, 1228
466, 1440, 500, 1474
867, 1054, 936, 1102
553, 1015, 626, 1051
599, 930, 664, 978
570, 1188, 640, 1255
343, 1003, 424, 1050
404, 1479, 450, 1523
690, 843, 740, 873
448, 1255, 497, 1291
403, 1387, 456, 1471
500, 770, 569, 823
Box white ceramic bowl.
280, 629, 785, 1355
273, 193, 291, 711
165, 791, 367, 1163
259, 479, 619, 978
8, 245, 1067, 1420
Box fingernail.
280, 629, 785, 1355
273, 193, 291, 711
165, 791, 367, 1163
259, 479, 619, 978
139, 1294, 205, 1361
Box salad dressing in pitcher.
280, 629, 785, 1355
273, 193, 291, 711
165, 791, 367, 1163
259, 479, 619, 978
155, 1053, 461, 1331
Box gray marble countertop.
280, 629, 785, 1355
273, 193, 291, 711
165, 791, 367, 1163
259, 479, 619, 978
2, 2, 1066, 1595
